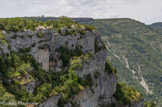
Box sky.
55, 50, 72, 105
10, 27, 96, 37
0, 0, 162, 24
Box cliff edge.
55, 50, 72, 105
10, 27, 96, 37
0, 17, 144, 107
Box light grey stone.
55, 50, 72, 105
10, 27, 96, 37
24, 81, 36, 93
38, 94, 61, 107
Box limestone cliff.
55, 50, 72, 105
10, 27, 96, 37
0, 27, 144, 107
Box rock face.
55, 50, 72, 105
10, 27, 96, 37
54, 31, 96, 53
39, 95, 61, 107
2, 29, 97, 71
131, 99, 144, 107
73, 50, 117, 107
23, 81, 36, 93
1, 29, 144, 107
38, 47, 49, 71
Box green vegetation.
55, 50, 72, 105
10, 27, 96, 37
0, 16, 96, 104
94, 38, 106, 53
78, 74, 93, 88
0, 18, 39, 32
55, 63, 81, 106
0, 49, 93, 106
94, 39, 102, 52
0, 84, 16, 102
0, 17, 96, 34
94, 39, 101, 52
0, 53, 35, 102
144, 101, 157, 107
84, 24, 96, 31
84, 18, 162, 104
114, 82, 142, 105
10, 34, 18, 39
150, 22, 162, 27
19, 47, 31, 53
56, 54, 93, 106
0, 17, 149, 106
0, 31, 7, 44
56, 46, 83, 66
105, 59, 117, 76
0, 52, 52, 103
36, 31, 44, 38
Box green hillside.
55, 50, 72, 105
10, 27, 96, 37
85, 18, 162, 104
150, 22, 162, 28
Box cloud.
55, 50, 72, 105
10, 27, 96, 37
0, 0, 162, 24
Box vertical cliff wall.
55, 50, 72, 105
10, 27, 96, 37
38, 47, 49, 71
0, 28, 144, 107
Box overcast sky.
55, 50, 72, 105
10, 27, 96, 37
0, 0, 162, 24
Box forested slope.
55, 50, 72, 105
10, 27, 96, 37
85, 18, 162, 105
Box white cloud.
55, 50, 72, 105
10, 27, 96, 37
0, 0, 162, 24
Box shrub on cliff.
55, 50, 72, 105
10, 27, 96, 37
0, 31, 7, 44
114, 82, 142, 105
0, 51, 94, 105
56, 46, 83, 66
37, 31, 44, 38
84, 24, 96, 31
105, 59, 117, 76
144, 101, 156, 107
0, 84, 16, 102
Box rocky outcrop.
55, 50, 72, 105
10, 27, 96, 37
1, 28, 144, 107
71, 74, 117, 107
3, 29, 54, 72
2, 29, 97, 71
24, 81, 36, 93
68, 49, 117, 107
54, 31, 96, 53
39, 95, 61, 107
38, 42, 117, 107
38, 47, 49, 71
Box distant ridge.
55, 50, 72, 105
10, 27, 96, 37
23, 16, 93, 22
150, 22, 162, 28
